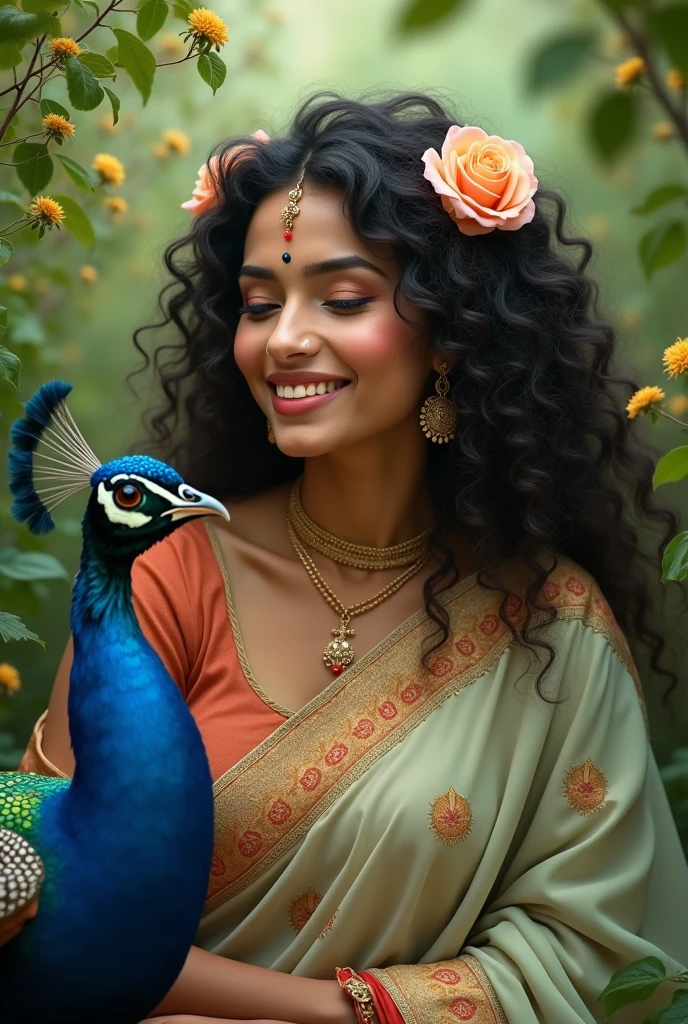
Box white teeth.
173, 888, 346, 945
274, 380, 347, 398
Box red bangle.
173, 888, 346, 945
336, 967, 380, 1023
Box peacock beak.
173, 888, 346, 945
162, 489, 230, 523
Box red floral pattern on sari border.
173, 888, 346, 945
369, 955, 507, 1024
205, 557, 644, 914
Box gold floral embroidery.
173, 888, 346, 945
204, 550, 645, 914
564, 757, 607, 815
369, 954, 507, 1024
289, 887, 322, 932
429, 787, 472, 845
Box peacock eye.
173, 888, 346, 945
114, 483, 143, 509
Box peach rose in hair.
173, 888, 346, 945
422, 126, 538, 236
181, 129, 270, 215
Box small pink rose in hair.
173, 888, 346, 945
181, 129, 270, 215
422, 126, 538, 236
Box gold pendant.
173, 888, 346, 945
323, 619, 355, 676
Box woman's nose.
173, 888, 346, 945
265, 312, 321, 361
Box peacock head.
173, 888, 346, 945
85, 455, 229, 560
8, 381, 229, 561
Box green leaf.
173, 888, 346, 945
588, 89, 638, 162
77, 50, 116, 78
0, 611, 44, 646
0, 190, 24, 211
648, 3, 688, 78
0, 238, 13, 266
0, 345, 20, 388
598, 957, 667, 1017
103, 86, 120, 126
172, 0, 193, 18
13, 142, 53, 194
0, 547, 69, 582
64, 55, 105, 110
654, 446, 688, 488
0, 7, 59, 40
10, 312, 44, 345
632, 184, 688, 216
639, 221, 687, 278
137, 0, 168, 41
397, 0, 466, 31
22, 0, 66, 11
57, 154, 95, 193
50, 192, 95, 248
0, 306, 7, 331
526, 29, 597, 94
645, 986, 688, 1023
197, 51, 226, 94
662, 531, 688, 582
39, 97, 70, 119
0, 40, 25, 69
105, 44, 119, 64
111, 27, 156, 105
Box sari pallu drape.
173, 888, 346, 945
19, 554, 688, 1022
196, 555, 688, 1023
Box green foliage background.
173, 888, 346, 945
1, 0, 687, 787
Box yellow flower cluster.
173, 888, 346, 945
0, 664, 21, 696
159, 32, 186, 57
615, 56, 645, 87
79, 264, 99, 283
663, 337, 688, 378
652, 121, 675, 141
49, 36, 82, 58
104, 196, 128, 217
28, 195, 65, 226
187, 7, 228, 48
92, 152, 125, 186
627, 338, 688, 420
42, 113, 75, 140
626, 386, 665, 420
7, 273, 27, 292
667, 69, 685, 91
162, 129, 191, 155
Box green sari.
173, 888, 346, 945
22, 555, 688, 1022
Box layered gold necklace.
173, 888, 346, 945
286, 478, 432, 675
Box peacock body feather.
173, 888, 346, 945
0, 381, 228, 1023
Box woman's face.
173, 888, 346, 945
234, 184, 436, 458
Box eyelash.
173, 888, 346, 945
238, 298, 374, 316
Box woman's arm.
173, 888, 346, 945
147, 945, 356, 1024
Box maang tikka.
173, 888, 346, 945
279, 168, 306, 262
420, 362, 457, 443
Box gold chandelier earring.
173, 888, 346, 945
419, 362, 457, 443
267, 419, 276, 444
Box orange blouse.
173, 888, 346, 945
129, 518, 287, 782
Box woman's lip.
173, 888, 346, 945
270, 382, 351, 416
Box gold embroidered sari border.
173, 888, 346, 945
203, 629, 515, 913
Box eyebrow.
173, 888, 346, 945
238, 255, 388, 281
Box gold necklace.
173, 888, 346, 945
288, 478, 432, 569
286, 516, 431, 675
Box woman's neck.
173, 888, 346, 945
300, 423, 433, 548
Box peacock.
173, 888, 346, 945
0, 380, 229, 1023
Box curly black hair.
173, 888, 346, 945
129, 89, 685, 699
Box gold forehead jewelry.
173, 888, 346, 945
279, 168, 305, 262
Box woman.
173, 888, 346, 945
17, 92, 688, 1023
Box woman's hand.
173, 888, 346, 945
0, 895, 39, 948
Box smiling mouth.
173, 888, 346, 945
270, 380, 351, 400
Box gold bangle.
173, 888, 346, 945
336, 968, 379, 1023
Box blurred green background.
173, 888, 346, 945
1, 0, 687, 790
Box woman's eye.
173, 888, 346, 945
323, 297, 375, 311
238, 303, 281, 316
